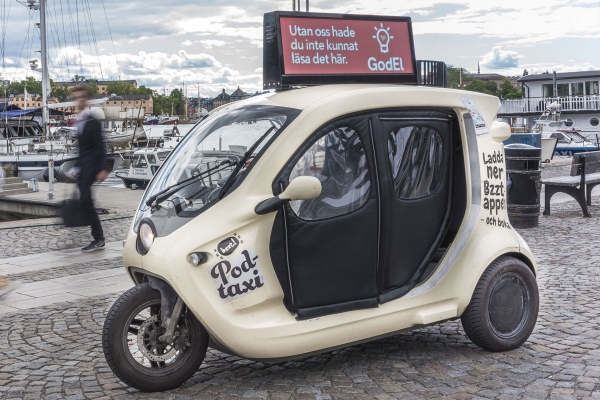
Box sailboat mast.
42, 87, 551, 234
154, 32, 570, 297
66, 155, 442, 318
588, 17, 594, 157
38, 0, 54, 198
39, 0, 48, 137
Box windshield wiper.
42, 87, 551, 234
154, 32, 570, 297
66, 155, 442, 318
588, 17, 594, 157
146, 159, 234, 208
218, 126, 276, 199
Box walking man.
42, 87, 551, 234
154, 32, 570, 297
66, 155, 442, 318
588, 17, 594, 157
73, 86, 109, 252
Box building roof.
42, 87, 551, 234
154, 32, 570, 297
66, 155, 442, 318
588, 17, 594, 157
54, 79, 138, 86
470, 73, 506, 81
8, 94, 57, 100
96, 94, 151, 100
230, 87, 247, 97
214, 89, 230, 101
518, 70, 600, 82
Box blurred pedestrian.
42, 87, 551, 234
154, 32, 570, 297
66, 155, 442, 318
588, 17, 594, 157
0, 272, 19, 298
72, 86, 109, 252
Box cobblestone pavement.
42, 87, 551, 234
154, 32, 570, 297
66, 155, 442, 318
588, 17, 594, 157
0, 216, 132, 260
1, 200, 600, 399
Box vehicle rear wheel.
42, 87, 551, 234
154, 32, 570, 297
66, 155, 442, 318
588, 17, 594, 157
461, 256, 538, 352
102, 283, 208, 392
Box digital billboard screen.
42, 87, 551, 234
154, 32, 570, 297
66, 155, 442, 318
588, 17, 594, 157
280, 17, 414, 76
263, 12, 417, 89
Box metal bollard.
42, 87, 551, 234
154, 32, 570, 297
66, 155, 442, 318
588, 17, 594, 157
29, 178, 39, 192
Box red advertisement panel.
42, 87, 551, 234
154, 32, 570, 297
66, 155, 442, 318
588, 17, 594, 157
280, 17, 414, 75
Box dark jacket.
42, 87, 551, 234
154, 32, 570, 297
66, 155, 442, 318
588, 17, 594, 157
77, 114, 106, 182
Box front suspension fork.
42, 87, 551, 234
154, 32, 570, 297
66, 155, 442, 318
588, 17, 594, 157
147, 277, 185, 343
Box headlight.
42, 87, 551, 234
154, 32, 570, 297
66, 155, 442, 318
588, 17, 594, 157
133, 207, 152, 233
137, 220, 156, 254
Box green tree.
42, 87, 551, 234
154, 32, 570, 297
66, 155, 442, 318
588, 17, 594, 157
170, 88, 184, 115
81, 81, 99, 96
446, 65, 470, 89
51, 80, 70, 101
106, 81, 134, 95
499, 78, 523, 99
0, 77, 43, 95
71, 75, 86, 82
152, 92, 172, 115
465, 79, 493, 95
484, 81, 498, 96
464, 79, 500, 96
135, 85, 153, 95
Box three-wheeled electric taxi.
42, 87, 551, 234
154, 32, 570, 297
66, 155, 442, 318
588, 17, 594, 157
102, 11, 538, 392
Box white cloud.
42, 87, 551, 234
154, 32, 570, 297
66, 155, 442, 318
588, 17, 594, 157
28, 47, 262, 96
481, 47, 520, 69
198, 39, 226, 49
4, 0, 599, 96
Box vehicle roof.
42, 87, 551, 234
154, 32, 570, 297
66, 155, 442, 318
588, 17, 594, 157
223, 84, 501, 124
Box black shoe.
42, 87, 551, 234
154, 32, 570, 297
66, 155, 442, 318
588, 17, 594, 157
82, 239, 106, 252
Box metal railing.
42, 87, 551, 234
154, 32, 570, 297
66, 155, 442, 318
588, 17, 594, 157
499, 95, 600, 114
416, 60, 447, 88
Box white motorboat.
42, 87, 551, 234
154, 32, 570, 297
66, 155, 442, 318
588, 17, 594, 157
115, 148, 172, 189
533, 102, 598, 155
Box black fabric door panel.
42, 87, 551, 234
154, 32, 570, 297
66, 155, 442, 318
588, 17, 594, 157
375, 111, 454, 298
286, 199, 379, 310
269, 114, 379, 318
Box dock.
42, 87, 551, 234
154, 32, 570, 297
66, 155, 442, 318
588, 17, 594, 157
0, 181, 143, 217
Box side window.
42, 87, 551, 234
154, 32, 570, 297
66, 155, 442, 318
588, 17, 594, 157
147, 154, 157, 164
388, 125, 444, 199
132, 155, 148, 168
551, 132, 567, 143
289, 126, 371, 221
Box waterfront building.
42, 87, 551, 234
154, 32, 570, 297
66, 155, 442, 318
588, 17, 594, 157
53, 79, 138, 95
230, 87, 252, 102
213, 89, 231, 108
95, 94, 153, 114
4, 93, 58, 109
499, 70, 600, 131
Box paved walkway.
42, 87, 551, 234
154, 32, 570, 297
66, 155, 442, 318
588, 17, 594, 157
0, 242, 131, 315
0, 196, 600, 399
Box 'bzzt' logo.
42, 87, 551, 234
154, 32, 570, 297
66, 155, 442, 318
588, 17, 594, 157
373, 23, 394, 53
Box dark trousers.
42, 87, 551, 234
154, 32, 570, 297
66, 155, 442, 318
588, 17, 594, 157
78, 180, 104, 241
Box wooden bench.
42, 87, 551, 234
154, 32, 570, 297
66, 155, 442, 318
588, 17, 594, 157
542, 151, 600, 217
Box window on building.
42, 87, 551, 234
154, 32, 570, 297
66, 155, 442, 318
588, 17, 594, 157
571, 82, 584, 96
557, 84, 569, 96
542, 84, 553, 97
585, 81, 599, 95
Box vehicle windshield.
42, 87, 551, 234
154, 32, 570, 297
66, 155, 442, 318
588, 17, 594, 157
564, 132, 585, 143
139, 104, 300, 217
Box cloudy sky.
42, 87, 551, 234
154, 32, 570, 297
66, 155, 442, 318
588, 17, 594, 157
1, 0, 599, 97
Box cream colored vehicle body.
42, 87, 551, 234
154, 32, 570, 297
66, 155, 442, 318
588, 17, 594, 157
122, 84, 536, 361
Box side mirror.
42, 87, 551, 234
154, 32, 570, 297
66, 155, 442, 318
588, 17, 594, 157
490, 121, 511, 143
255, 176, 322, 215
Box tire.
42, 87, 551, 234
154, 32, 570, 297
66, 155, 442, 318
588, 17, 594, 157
461, 256, 539, 352
102, 283, 209, 392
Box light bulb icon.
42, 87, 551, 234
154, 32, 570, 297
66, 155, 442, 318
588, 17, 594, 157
373, 23, 393, 53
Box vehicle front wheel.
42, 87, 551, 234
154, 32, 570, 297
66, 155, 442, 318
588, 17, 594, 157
102, 283, 208, 392
461, 256, 539, 352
